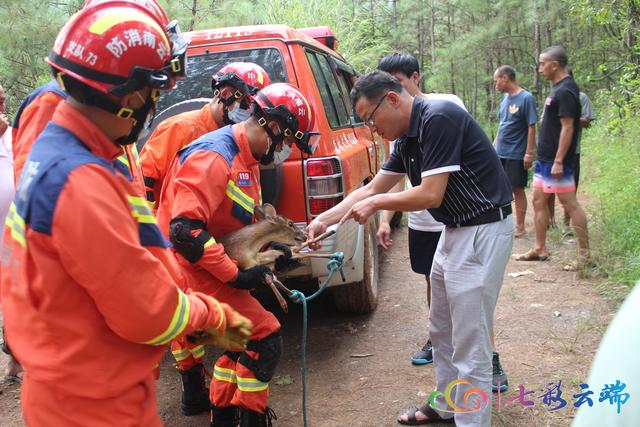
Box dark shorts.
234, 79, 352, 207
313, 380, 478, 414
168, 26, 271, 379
408, 228, 442, 275
574, 154, 581, 189
500, 158, 528, 188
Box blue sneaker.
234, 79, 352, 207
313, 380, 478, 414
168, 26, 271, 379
492, 352, 508, 392
411, 340, 433, 365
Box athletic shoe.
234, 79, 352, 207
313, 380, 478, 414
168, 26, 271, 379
411, 340, 433, 365
492, 352, 508, 392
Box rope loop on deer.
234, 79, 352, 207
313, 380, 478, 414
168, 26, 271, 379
287, 251, 344, 427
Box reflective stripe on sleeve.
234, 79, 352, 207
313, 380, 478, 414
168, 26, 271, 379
191, 345, 205, 360
236, 375, 269, 392
213, 365, 237, 384
143, 289, 190, 345
127, 195, 156, 224
172, 348, 190, 362
5, 203, 27, 248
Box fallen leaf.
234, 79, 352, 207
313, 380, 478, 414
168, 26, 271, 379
350, 353, 374, 358
553, 311, 561, 317
274, 375, 294, 385
508, 270, 535, 278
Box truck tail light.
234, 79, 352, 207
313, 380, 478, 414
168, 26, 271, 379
304, 157, 344, 217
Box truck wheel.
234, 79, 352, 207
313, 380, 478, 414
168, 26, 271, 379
331, 218, 379, 314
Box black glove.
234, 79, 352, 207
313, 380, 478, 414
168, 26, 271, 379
268, 242, 301, 271
230, 265, 272, 290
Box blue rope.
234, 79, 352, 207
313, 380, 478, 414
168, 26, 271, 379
288, 252, 345, 427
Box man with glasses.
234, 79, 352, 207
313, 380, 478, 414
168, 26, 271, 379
306, 70, 514, 427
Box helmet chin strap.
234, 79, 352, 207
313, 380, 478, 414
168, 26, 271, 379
114, 93, 157, 146
215, 88, 240, 125
259, 121, 285, 165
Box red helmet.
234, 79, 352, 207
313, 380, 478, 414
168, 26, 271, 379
83, 0, 188, 80
47, 3, 181, 97
211, 62, 271, 100
84, 0, 169, 26
253, 83, 318, 154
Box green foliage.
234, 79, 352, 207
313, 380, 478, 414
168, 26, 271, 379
582, 99, 640, 289
0, 0, 637, 291
0, 0, 81, 116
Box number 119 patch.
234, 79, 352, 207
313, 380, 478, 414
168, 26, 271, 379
236, 171, 251, 186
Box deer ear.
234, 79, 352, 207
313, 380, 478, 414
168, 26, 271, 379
263, 203, 277, 219
254, 205, 266, 221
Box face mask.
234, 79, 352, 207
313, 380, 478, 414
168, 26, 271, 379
228, 102, 251, 123
273, 143, 292, 165
259, 122, 286, 165
136, 109, 155, 141
115, 93, 156, 146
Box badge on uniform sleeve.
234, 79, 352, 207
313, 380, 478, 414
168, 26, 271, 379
236, 171, 251, 186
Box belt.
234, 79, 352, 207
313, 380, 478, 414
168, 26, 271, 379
446, 205, 512, 228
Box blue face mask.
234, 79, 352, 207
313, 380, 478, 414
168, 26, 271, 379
228, 102, 251, 123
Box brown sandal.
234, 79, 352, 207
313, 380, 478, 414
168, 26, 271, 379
514, 250, 549, 261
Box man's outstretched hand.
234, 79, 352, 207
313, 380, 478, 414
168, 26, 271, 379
340, 197, 378, 225
304, 219, 328, 250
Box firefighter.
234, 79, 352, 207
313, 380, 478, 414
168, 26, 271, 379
0, 3, 252, 426
139, 61, 271, 207
11, 0, 186, 191
138, 62, 271, 417
5, 0, 187, 385
155, 82, 319, 426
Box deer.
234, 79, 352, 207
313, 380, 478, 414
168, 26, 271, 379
218, 203, 335, 312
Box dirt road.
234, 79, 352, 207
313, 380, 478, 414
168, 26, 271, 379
0, 214, 616, 426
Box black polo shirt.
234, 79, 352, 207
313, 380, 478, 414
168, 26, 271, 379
381, 97, 512, 225
538, 75, 581, 166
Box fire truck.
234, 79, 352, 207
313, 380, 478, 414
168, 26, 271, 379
143, 25, 393, 313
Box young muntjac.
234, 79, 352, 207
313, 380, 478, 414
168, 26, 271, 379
219, 203, 306, 270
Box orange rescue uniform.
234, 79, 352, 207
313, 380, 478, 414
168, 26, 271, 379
11, 80, 144, 192
140, 102, 219, 370
139, 103, 218, 206
1, 102, 233, 426
157, 124, 279, 413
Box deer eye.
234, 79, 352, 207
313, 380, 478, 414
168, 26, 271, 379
288, 221, 294, 227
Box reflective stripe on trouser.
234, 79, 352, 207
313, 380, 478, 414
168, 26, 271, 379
21, 372, 162, 427
171, 336, 205, 371
211, 351, 269, 414
429, 216, 514, 427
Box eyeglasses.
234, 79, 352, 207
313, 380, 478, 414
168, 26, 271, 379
365, 93, 388, 127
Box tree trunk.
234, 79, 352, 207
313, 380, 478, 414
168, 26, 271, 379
533, 19, 541, 101
485, 57, 495, 138
189, 0, 197, 32
447, 4, 455, 93
473, 58, 479, 118
544, 0, 552, 46
391, 0, 397, 33
418, 0, 425, 90
370, 0, 375, 39
429, 0, 436, 74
